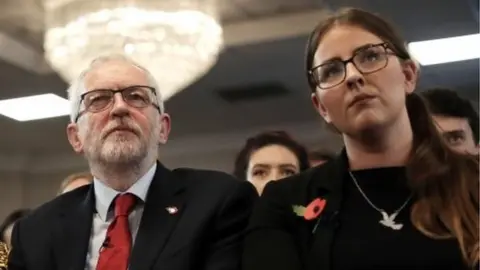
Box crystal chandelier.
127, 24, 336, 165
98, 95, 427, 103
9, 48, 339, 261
43, 0, 223, 100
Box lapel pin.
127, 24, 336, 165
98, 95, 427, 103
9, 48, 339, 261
165, 206, 178, 214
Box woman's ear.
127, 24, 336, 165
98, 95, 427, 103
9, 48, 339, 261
312, 92, 332, 124
402, 59, 419, 95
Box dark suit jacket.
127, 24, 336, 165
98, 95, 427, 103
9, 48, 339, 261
8, 163, 258, 270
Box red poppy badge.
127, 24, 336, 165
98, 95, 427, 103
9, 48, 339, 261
292, 198, 327, 220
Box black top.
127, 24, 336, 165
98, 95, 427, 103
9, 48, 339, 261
332, 167, 464, 269
242, 152, 473, 270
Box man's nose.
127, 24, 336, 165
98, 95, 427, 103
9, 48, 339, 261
109, 93, 130, 116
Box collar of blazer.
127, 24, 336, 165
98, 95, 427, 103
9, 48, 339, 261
52, 161, 188, 270
56, 161, 187, 217
309, 148, 349, 196
304, 149, 348, 270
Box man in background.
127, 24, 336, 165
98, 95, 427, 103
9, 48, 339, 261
422, 88, 479, 154
57, 171, 93, 195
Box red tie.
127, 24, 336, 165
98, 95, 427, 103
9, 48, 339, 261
96, 193, 136, 270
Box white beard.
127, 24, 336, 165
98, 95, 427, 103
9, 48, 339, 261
98, 132, 147, 164
79, 114, 161, 167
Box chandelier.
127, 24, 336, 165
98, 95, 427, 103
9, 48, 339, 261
43, 0, 223, 100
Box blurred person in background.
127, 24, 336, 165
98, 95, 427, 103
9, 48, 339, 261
243, 7, 478, 270
308, 148, 336, 167
0, 241, 7, 270
8, 54, 257, 270
57, 171, 93, 195
421, 88, 479, 155
233, 131, 310, 195
0, 209, 30, 249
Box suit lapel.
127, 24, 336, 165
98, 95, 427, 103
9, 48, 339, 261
305, 149, 349, 270
129, 163, 187, 270
53, 186, 94, 270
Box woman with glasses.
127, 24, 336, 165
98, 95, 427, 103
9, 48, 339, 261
242, 7, 478, 270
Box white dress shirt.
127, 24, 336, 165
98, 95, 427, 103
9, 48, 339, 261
85, 163, 156, 270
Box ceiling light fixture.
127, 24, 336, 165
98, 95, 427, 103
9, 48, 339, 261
408, 33, 480, 65
0, 94, 69, 121
43, 0, 223, 100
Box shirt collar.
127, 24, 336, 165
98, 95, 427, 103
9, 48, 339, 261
93, 163, 157, 221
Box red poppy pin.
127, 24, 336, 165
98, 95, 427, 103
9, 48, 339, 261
292, 198, 327, 220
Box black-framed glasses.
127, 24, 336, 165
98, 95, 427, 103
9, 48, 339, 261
308, 43, 397, 90
75, 85, 160, 122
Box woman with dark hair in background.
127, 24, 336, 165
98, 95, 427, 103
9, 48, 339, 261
233, 131, 310, 194
243, 7, 478, 270
0, 209, 30, 249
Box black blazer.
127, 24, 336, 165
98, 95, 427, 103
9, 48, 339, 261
8, 163, 258, 270
242, 152, 347, 270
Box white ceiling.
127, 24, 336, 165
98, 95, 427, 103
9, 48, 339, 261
0, 0, 477, 173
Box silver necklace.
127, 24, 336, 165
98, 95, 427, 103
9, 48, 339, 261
348, 171, 413, 231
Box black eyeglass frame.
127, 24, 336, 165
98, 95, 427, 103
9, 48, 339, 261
74, 85, 161, 122
308, 42, 401, 90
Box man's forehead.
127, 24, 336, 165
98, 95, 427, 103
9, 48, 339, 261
83, 60, 148, 90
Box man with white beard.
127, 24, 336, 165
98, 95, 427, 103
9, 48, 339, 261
8, 55, 258, 270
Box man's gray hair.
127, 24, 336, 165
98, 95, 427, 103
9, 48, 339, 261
66, 54, 164, 123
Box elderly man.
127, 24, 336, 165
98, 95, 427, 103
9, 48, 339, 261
8, 55, 257, 270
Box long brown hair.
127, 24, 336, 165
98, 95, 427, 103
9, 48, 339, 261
305, 7, 479, 267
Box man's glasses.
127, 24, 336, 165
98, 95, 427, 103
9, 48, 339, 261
309, 43, 398, 90
75, 85, 160, 122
